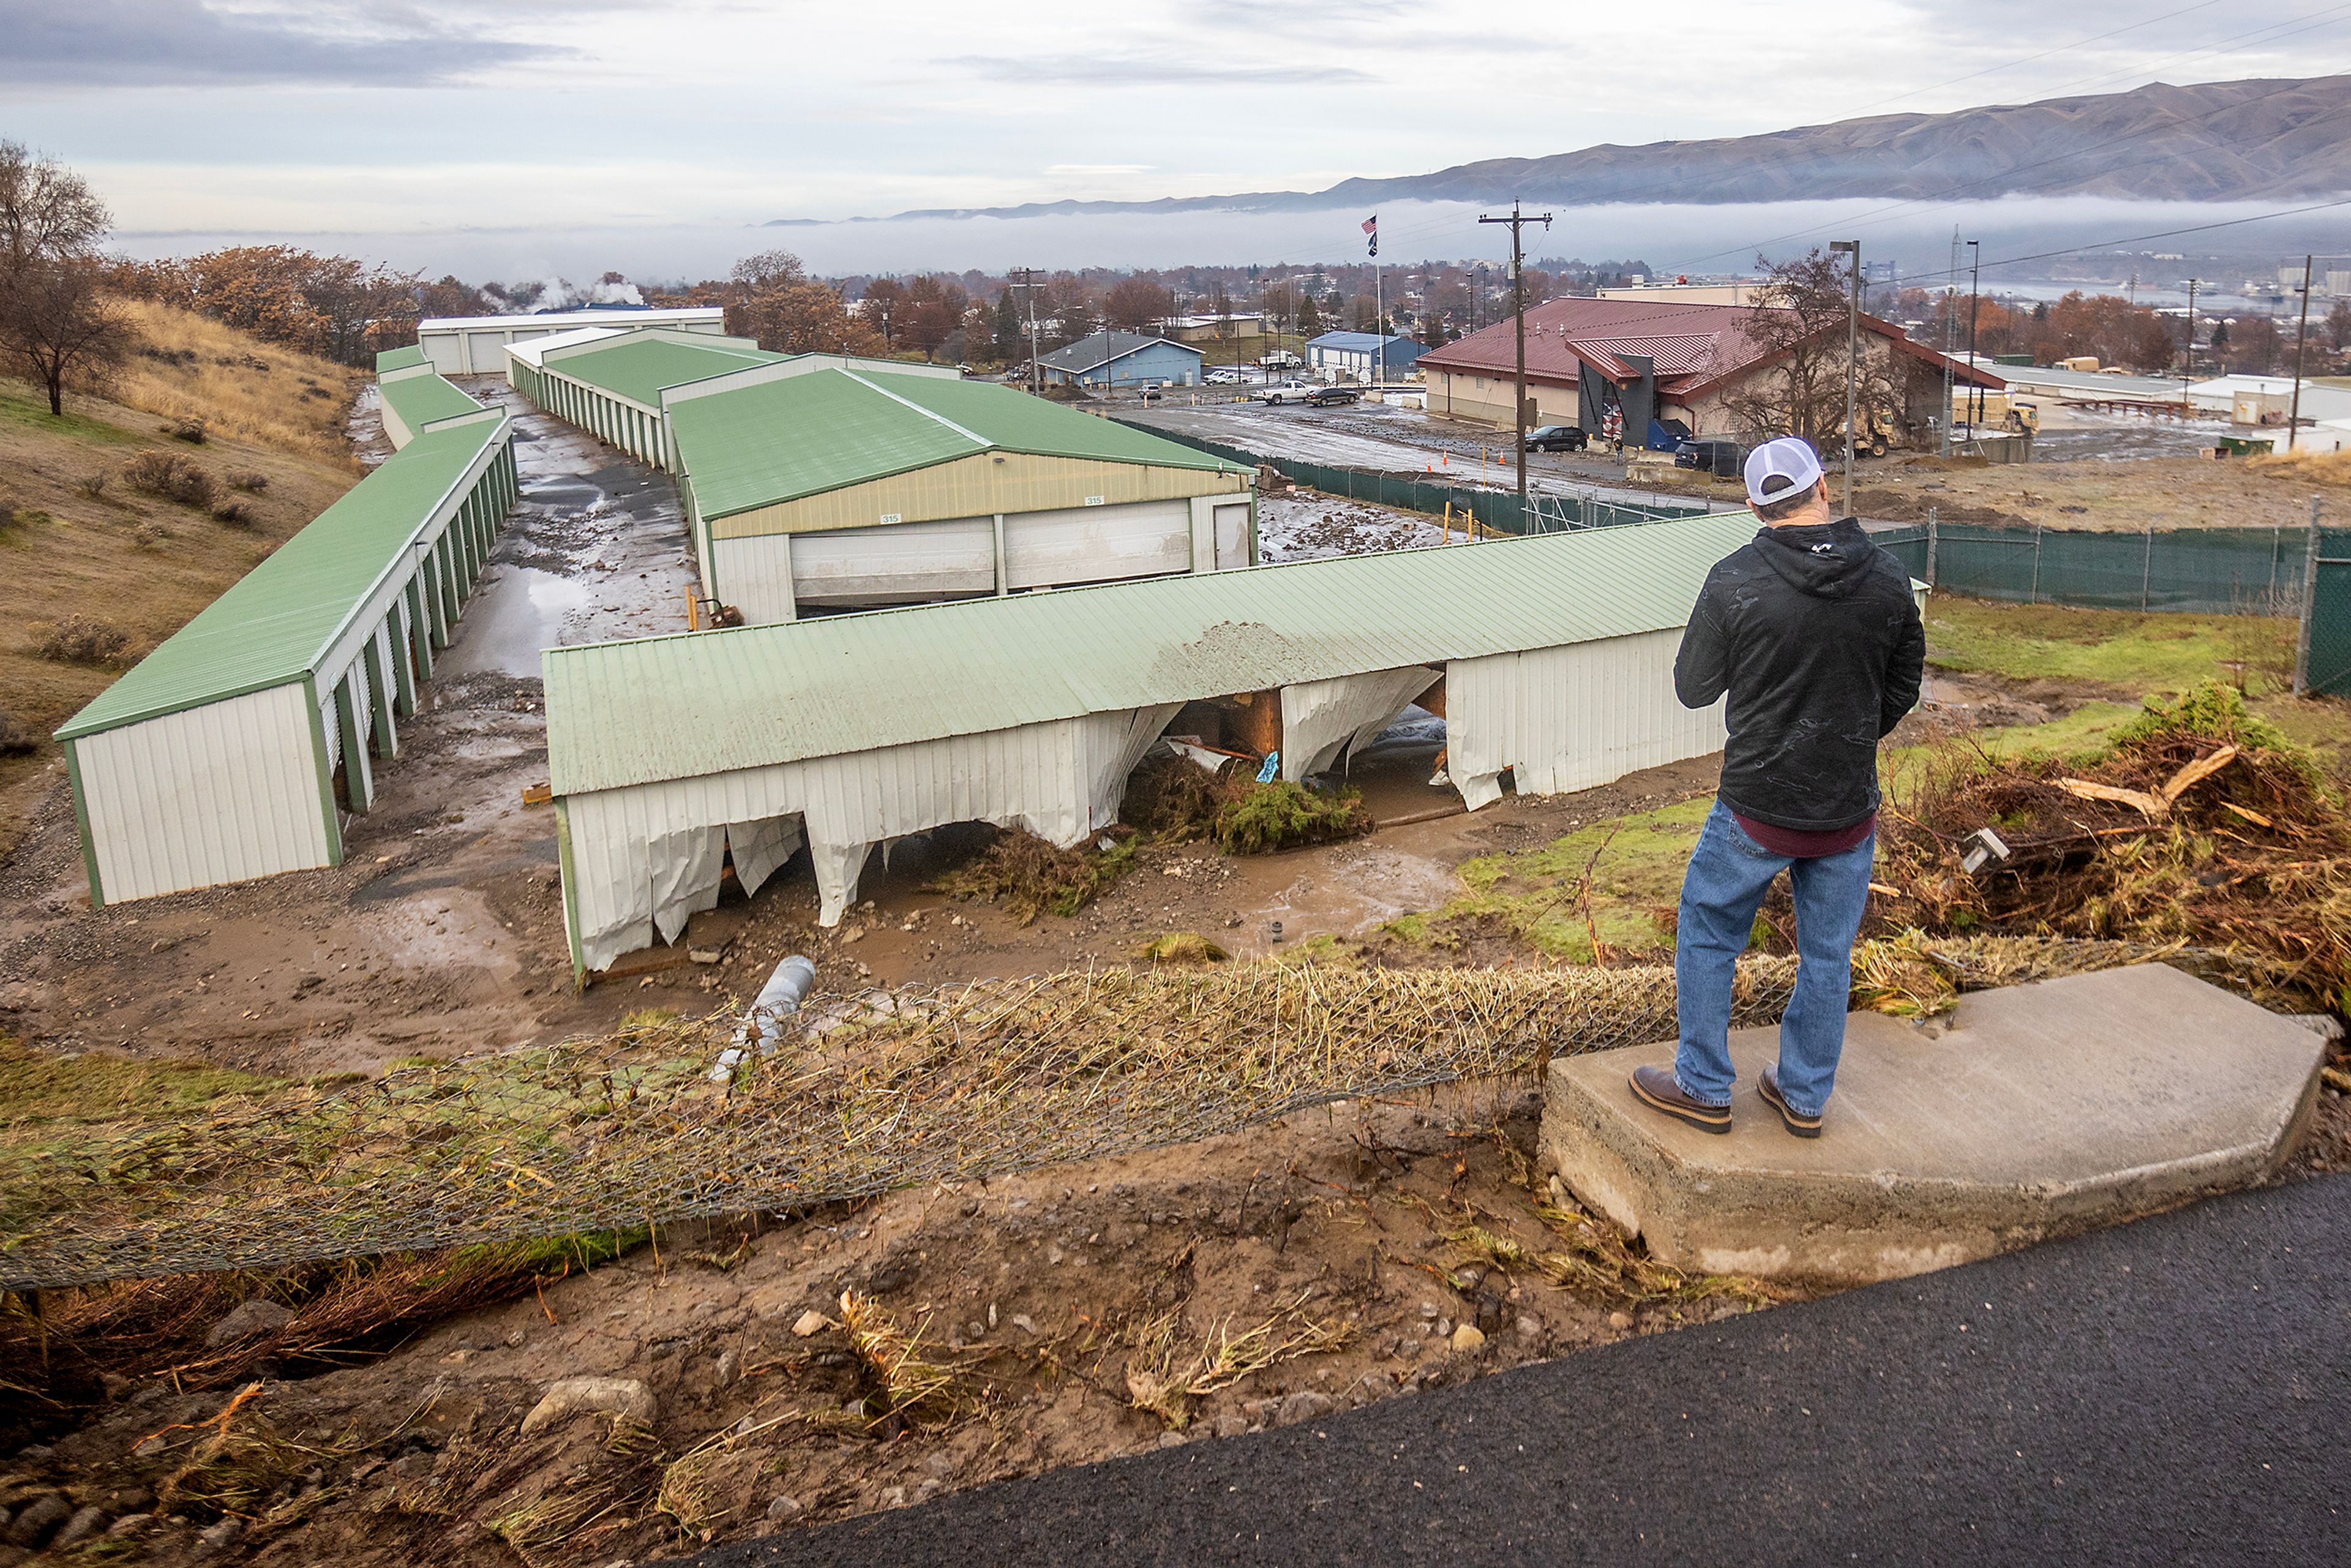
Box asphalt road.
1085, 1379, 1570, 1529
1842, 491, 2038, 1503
686, 1176, 2349, 1567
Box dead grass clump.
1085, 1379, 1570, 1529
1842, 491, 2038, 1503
1872, 681, 2351, 1010
1136, 932, 1229, 964
40, 615, 131, 667
1122, 752, 1244, 842
211, 497, 254, 527
837, 1289, 964, 1429
122, 448, 217, 507
224, 467, 269, 492
169, 417, 208, 445
133, 522, 169, 550
1212, 778, 1372, 855
73, 471, 108, 500
1123, 1292, 1354, 1429
928, 827, 1135, 923
2254, 445, 2351, 487
0, 707, 37, 756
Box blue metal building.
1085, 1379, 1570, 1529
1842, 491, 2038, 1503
1038, 332, 1203, 389
1307, 331, 1425, 383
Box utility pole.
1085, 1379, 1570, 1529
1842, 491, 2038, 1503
2289, 253, 2314, 452
1480, 201, 1552, 515
2184, 276, 2199, 404
1831, 239, 1859, 517
1965, 239, 1982, 433
1009, 266, 1044, 396
1939, 227, 1960, 456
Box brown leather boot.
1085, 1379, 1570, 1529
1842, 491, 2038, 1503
1758, 1064, 1824, 1138
1629, 1064, 1732, 1134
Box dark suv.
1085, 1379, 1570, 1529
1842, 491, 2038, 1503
1674, 438, 1745, 477
1524, 424, 1588, 452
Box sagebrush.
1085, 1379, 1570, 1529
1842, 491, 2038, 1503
122, 449, 217, 507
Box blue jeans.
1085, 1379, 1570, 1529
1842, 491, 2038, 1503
1673, 800, 1875, 1117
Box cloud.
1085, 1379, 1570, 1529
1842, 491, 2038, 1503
943, 51, 1372, 88
0, 0, 559, 86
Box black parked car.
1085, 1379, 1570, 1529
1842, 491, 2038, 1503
1674, 438, 1745, 478
1524, 424, 1588, 452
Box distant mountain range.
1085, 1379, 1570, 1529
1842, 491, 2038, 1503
779, 75, 2351, 225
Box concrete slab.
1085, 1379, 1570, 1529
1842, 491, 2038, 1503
1540, 963, 2328, 1286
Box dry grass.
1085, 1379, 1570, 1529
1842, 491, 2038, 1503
836, 1289, 966, 1430
2253, 446, 2351, 485
1122, 1292, 1354, 1429
110, 299, 366, 467
0, 319, 361, 859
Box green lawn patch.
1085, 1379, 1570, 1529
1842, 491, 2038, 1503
1924, 595, 2295, 697
0, 380, 146, 445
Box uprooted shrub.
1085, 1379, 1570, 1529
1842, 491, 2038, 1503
1865, 682, 2350, 1011
1211, 778, 1372, 855
122, 449, 217, 508
928, 827, 1136, 923
40, 616, 132, 667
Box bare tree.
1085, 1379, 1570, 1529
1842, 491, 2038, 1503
0, 140, 110, 277
1720, 248, 1895, 448
731, 250, 808, 291
2, 257, 132, 415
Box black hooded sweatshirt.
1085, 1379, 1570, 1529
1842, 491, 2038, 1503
1673, 517, 1925, 832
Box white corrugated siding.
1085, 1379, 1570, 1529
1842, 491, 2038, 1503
1445, 628, 1727, 809
564, 703, 1180, 970
1213, 501, 1251, 568
1279, 666, 1442, 781
711, 535, 797, 623
75, 683, 330, 903
1002, 498, 1191, 589
791, 517, 996, 606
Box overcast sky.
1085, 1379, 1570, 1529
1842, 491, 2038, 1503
4, 0, 2347, 243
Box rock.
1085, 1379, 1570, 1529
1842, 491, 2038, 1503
921, 1452, 956, 1478
198, 1517, 244, 1552
107, 1514, 154, 1538
1450, 1324, 1487, 1354
1418, 1300, 1438, 1319
5, 1496, 68, 1548
730, 1414, 757, 1438
689, 948, 722, 964
1276, 1390, 1336, 1427
1607, 1310, 1633, 1331
204, 1298, 293, 1348
881, 1485, 907, 1507
1515, 1314, 1543, 1338
51, 1507, 108, 1550
1011, 1314, 1037, 1336
1157, 1430, 1187, 1449
764, 1494, 803, 1521
791, 1310, 828, 1338
715, 1348, 741, 1384
1213, 1413, 1249, 1438
519, 1376, 658, 1436
1433, 1318, 1453, 1338
915, 1479, 942, 1501
506, 1328, 527, 1348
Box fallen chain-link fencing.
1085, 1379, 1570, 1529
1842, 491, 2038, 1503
1, 939, 2263, 1290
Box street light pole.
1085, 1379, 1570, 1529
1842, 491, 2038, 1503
1831, 239, 1859, 517
1965, 240, 1982, 433
2289, 253, 2314, 452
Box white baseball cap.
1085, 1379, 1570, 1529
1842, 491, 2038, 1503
1742, 437, 1824, 507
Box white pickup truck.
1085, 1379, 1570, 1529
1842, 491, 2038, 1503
1258, 380, 1318, 405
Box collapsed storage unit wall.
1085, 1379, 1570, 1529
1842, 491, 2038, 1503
56, 394, 520, 906
375, 347, 488, 450
542, 514, 1759, 979
664, 366, 1258, 622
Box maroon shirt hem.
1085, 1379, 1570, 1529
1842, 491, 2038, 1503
1731, 809, 1876, 859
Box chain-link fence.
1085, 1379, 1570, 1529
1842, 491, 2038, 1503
2, 940, 2215, 1291
1124, 421, 1714, 537
2306, 528, 2351, 699
1873, 519, 2313, 616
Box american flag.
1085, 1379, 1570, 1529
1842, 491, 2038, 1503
1363, 214, 1377, 257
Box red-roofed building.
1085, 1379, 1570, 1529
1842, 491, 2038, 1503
1415, 298, 1998, 448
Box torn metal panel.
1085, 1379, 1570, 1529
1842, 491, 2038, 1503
1280, 666, 1442, 781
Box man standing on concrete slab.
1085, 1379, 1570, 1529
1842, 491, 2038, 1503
1630, 437, 1924, 1138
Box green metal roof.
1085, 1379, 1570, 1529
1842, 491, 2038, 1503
380, 370, 484, 433
374, 344, 429, 373
56, 418, 503, 741
543, 512, 1758, 796
665, 367, 1247, 521
550, 336, 788, 408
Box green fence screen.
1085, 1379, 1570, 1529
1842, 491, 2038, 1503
2307, 528, 2351, 699
1872, 520, 2309, 615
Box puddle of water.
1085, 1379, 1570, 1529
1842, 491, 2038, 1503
1222, 839, 1463, 956
437, 567, 594, 678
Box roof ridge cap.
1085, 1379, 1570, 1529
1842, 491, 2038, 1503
838, 369, 990, 448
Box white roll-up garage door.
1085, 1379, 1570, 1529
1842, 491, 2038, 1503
792, 517, 997, 605
1003, 498, 1191, 590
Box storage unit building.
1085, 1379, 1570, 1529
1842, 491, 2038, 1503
542, 512, 1757, 978
415, 306, 727, 377
506, 328, 787, 470
1307, 331, 1425, 383
56, 397, 519, 906
662, 366, 1256, 621
375, 345, 487, 449
1038, 331, 1204, 388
